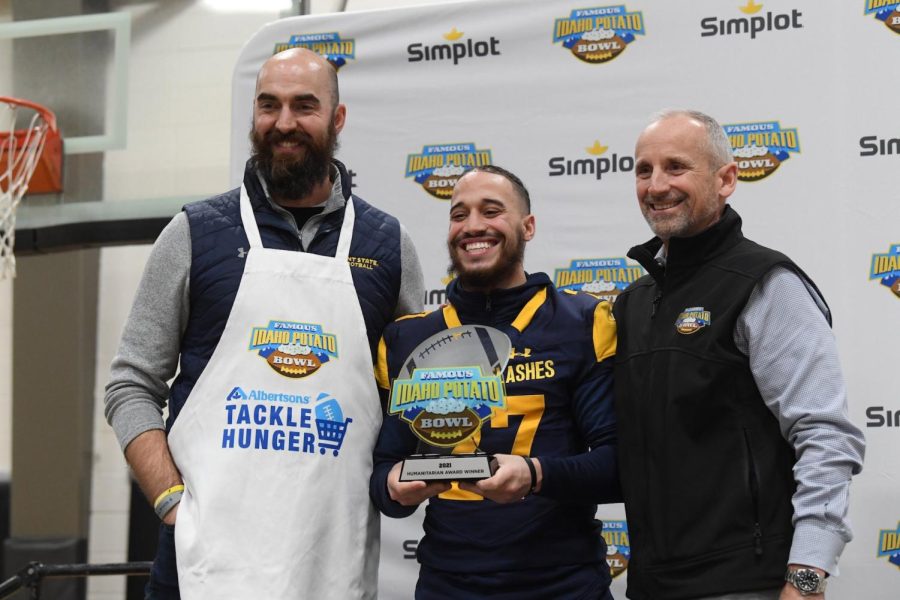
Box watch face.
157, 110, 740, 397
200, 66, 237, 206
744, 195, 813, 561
795, 569, 820, 592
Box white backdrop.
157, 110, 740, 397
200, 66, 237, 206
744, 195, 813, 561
229, 1, 900, 597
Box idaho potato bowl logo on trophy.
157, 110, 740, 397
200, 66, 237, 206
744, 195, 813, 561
389, 325, 511, 482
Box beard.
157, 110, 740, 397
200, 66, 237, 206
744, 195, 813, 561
250, 121, 338, 201
447, 228, 527, 292
641, 191, 721, 241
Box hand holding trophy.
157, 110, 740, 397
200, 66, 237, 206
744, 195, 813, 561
387, 324, 511, 482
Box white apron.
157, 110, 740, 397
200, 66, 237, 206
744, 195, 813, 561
168, 187, 381, 599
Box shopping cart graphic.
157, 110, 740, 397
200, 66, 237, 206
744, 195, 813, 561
316, 417, 352, 456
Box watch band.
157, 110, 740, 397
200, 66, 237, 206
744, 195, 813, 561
785, 567, 827, 595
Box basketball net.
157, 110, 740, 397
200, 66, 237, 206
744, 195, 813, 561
0, 97, 54, 279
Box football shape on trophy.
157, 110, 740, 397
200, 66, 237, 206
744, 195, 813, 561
399, 325, 511, 380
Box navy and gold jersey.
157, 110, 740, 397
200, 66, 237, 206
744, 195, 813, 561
370, 272, 620, 598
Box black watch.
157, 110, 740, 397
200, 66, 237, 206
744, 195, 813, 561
785, 567, 827, 595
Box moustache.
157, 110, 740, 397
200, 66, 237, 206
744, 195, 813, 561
450, 232, 502, 247
261, 129, 314, 148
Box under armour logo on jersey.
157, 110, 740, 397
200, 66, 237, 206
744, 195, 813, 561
509, 347, 532, 359
237, 247, 247, 259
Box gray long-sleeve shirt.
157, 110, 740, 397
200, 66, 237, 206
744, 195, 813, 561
105, 174, 425, 452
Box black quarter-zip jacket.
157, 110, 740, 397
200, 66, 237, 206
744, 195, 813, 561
612, 206, 824, 599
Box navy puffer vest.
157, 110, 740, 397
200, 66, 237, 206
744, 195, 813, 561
166, 160, 402, 427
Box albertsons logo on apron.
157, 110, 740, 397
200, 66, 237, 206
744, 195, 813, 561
248, 320, 339, 378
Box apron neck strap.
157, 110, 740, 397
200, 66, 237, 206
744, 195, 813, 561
240, 184, 356, 260
334, 195, 355, 261
240, 185, 263, 249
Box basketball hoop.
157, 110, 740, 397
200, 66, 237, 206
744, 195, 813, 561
0, 96, 62, 279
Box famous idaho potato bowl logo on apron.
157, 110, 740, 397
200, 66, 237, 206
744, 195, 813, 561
249, 320, 339, 378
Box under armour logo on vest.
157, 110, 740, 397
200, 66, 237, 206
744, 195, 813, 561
237, 247, 247, 259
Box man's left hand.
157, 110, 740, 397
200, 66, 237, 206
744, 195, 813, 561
457, 454, 541, 503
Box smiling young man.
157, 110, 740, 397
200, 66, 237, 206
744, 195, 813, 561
613, 110, 865, 600
105, 48, 423, 599
370, 165, 621, 599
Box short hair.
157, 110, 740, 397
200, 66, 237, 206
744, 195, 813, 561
465, 164, 531, 213
648, 109, 733, 169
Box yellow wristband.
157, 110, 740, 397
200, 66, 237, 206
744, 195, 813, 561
153, 484, 185, 509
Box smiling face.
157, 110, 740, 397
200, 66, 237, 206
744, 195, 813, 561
250, 49, 346, 205
447, 170, 535, 292
634, 115, 737, 245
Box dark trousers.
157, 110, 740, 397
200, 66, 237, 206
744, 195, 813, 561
416, 562, 614, 600
144, 523, 180, 600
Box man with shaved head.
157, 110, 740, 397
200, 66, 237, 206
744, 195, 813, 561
613, 110, 865, 600
105, 48, 423, 599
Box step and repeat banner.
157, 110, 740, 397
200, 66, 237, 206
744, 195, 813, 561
229, 1, 899, 597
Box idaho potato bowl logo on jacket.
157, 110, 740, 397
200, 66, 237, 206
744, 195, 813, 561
866, 1, 900, 34
870, 244, 900, 298
389, 366, 506, 447
554, 257, 644, 303
724, 121, 800, 182
675, 307, 711, 334
249, 320, 339, 378
273, 32, 355, 70
405, 143, 493, 199
552, 5, 645, 64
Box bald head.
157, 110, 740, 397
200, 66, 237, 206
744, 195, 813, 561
257, 48, 339, 109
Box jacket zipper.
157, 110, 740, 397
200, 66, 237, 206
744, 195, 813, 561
743, 428, 764, 556
650, 290, 663, 318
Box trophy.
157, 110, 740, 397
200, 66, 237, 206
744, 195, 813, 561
388, 325, 511, 482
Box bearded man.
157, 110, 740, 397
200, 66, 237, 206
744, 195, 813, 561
370, 165, 621, 599
105, 48, 423, 599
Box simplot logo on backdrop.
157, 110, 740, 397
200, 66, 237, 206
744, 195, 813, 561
878, 523, 900, 570
248, 320, 339, 378
408, 27, 501, 65
870, 244, 900, 298
274, 32, 356, 70
554, 257, 644, 303
866, 1, 900, 34
552, 5, 645, 64
548, 140, 635, 181
405, 143, 493, 199
859, 133, 900, 156
866, 405, 900, 428
701, 1, 802, 39
601, 520, 631, 578
724, 121, 800, 181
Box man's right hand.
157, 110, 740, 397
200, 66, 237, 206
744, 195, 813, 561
124, 429, 184, 523
386, 462, 450, 506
